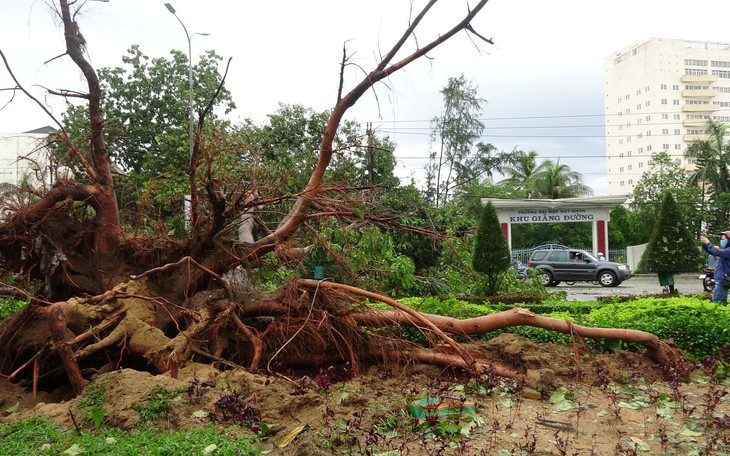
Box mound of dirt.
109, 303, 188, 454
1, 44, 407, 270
1, 334, 727, 455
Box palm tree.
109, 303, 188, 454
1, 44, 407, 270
497, 150, 540, 195
685, 119, 730, 227
685, 119, 730, 196
532, 159, 593, 199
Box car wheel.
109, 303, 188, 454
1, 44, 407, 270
551, 280, 561, 286
598, 271, 617, 287
538, 270, 554, 286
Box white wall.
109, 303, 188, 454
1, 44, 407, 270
0, 133, 49, 187
626, 243, 648, 271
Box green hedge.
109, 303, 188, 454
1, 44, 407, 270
370, 295, 730, 359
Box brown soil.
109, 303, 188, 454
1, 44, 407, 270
1, 334, 728, 455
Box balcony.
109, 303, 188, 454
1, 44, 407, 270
682, 89, 719, 97
683, 119, 708, 128
681, 74, 718, 83
683, 104, 719, 112
684, 134, 711, 142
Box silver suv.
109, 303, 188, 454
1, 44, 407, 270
527, 248, 632, 287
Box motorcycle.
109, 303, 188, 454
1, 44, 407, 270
512, 262, 528, 281
699, 268, 715, 292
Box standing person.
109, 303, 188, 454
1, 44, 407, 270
597, 252, 606, 261
700, 232, 730, 306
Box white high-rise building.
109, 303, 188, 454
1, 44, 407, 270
604, 38, 730, 196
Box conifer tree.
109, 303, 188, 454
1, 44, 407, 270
472, 202, 511, 295
640, 191, 704, 290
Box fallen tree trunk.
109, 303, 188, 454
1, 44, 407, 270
299, 279, 680, 369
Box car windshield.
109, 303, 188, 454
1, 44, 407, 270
582, 252, 598, 262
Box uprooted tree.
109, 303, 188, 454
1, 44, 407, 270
0, 0, 678, 397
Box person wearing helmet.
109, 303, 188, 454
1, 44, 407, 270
597, 252, 606, 261
700, 231, 730, 306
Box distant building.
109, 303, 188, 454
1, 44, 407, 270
604, 38, 730, 196
0, 127, 55, 187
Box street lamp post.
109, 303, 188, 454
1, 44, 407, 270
164, 3, 208, 227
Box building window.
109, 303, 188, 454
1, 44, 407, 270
673, 84, 680, 90
662, 128, 669, 135
686, 68, 708, 75
674, 114, 681, 120
686, 59, 707, 66
661, 84, 667, 90
675, 158, 681, 165
675, 144, 682, 150
620, 166, 625, 172
628, 164, 633, 170
663, 144, 669, 150
645, 85, 650, 92
673, 99, 680, 105
661, 99, 668, 105
647, 145, 652, 151
639, 162, 644, 168
674, 129, 681, 135
662, 113, 669, 119
646, 115, 651, 121
628, 179, 633, 185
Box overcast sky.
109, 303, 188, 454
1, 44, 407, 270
2, 0, 729, 195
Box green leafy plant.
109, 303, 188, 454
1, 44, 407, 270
134, 387, 186, 423
79, 384, 107, 429
0, 297, 28, 323
0, 417, 260, 455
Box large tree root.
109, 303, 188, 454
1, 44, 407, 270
298, 279, 679, 369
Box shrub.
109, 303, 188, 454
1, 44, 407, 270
579, 297, 730, 357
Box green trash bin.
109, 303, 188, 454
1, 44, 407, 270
657, 271, 674, 286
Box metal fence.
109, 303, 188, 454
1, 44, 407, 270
511, 241, 627, 264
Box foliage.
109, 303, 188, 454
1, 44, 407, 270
530, 159, 592, 199
629, 151, 701, 243
425, 74, 510, 206
640, 192, 704, 274
388, 295, 730, 358
580, 297, 730, 357
60, 45, 235, 174
79, 384, 107, 429
210, 392, 262, 433
472, 202, 511, 295
496, 149, 540, 193
685, 119, 730, 230
607, 205, 632, 249
0, 297, 27, 323
133, 387, 187, 423
0, 417, 260, 455
511, 222, 593, 249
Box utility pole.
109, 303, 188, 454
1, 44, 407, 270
366, 122, 374, 185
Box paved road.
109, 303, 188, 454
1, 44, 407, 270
558, 273, 707, 300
